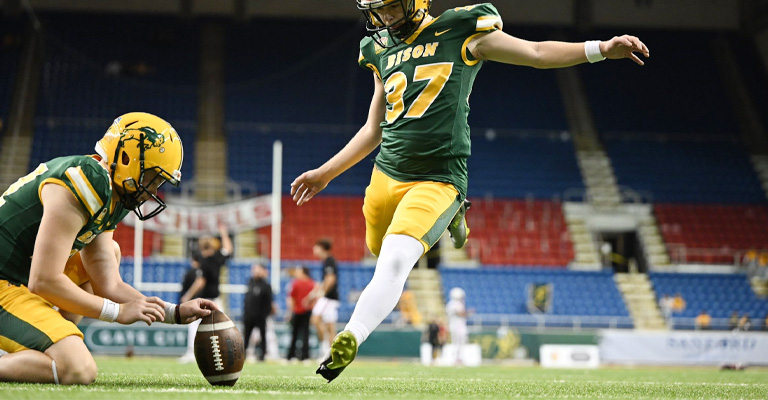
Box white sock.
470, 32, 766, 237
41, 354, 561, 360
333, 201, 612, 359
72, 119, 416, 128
52, 359, 59, 385
344, 234, 424, 345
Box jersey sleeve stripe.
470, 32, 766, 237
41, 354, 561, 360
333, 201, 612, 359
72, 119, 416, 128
65, 166, 104, 216
365, 63, 382, 81
476, 15, 502, 31
461, 33, 486, 66
37, 178, 71, 203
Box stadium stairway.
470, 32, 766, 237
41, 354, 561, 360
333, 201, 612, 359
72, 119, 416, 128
407, 268, 446, 323
614, 273, 666, 330
576, 151, 621, 208
563, 207, 600, 268
637, 217, 671, 268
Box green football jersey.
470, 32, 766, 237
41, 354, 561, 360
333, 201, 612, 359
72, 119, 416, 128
0, 155, 129, 286
358, 3, 502, 197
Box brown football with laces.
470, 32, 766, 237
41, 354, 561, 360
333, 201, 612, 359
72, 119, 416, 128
193, 310, 245, 386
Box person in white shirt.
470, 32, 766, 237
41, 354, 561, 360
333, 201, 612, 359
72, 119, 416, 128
446, 287, 469, 365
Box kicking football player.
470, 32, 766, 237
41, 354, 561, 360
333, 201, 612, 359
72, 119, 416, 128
0, 112, 219, 385
290, 0, 649, 382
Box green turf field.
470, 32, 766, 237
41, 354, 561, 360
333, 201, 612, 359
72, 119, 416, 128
2, 356, 767, 399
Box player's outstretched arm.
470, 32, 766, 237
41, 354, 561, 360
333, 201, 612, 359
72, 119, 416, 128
177, 298, 218, 324
291, 73, 385, 206
469, 31, 649, 68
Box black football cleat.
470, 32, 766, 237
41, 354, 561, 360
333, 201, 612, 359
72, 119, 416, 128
316, 331, 357, 383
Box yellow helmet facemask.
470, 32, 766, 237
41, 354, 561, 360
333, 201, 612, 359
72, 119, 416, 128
95, 112, 183, 220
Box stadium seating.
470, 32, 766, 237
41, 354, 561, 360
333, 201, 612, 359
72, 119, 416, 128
468, 27, 568, 131
256, 195, 367, 261
227, 128, 373, 196
582, 29, 738, 136
442, 268, 630, 327
465, 198, 573, 266
128, 259, 631, 327
224, 18, 370, 126
112, 224, 161, 258
30, 14, 198, 180
655, 204, 768, 263
604, 137, 764, 204
36, 14, 198, 119
650, 272, 768, 320
468, 132, 584, 199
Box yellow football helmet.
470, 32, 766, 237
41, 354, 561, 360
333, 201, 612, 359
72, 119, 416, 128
95, 112, 183, 220
357, 0, 432, 48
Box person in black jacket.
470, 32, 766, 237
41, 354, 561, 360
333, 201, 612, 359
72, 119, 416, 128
243, 263, 274, 361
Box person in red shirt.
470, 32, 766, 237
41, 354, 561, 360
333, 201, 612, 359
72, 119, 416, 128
285, 266, 316, 361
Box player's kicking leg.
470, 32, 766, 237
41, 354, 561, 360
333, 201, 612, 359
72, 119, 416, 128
315, 331, 357, 383
448, 199, 471, 248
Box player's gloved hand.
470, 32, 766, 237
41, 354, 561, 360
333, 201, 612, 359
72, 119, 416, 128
178, 298, 219, 324
116, 296, 166, 325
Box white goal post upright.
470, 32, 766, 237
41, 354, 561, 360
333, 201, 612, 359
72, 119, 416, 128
271, 140, 283, 294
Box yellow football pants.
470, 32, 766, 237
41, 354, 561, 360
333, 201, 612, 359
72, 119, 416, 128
363, 166, 463, 256
0, 254, 89, 353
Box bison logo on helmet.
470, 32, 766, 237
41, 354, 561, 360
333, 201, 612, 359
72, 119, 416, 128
123, 126, 166, 150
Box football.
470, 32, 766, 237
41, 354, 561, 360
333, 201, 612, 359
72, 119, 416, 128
193, 310, 245, 386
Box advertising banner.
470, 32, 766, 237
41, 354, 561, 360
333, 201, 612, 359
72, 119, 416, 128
599, 329, 768, 365
122, 195, 273, 235
540, 345, 600, 368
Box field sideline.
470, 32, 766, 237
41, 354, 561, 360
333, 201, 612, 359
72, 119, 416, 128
2, 356, 767, 399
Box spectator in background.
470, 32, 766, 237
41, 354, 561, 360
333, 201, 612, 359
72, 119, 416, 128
397, 289, 422, 327
728, 311, 740, 330
309, 238, 340, 358
763, 313, 768, 331
243, 263, 275, 362
695, 310, 711, 330
659, 294, 673, 321
178, 223, 233, 363
446, 287, 469, 366
735, 314, 751, 332
672, 293, 686, 313
424, 316, 446, 365
759, 252, 768, 281
286, 266, 316, 361
743, 249, 758, 277
759, 252, 768, 268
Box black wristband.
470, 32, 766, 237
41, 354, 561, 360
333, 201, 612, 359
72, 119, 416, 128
175, 304, 182, 324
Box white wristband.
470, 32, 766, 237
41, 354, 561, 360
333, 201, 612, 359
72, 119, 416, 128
99, 298, 120, 322
163, 302, 177, 324
585, 40, 606, 63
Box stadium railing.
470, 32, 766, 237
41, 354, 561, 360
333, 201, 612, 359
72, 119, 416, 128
468, 313, 634, 330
